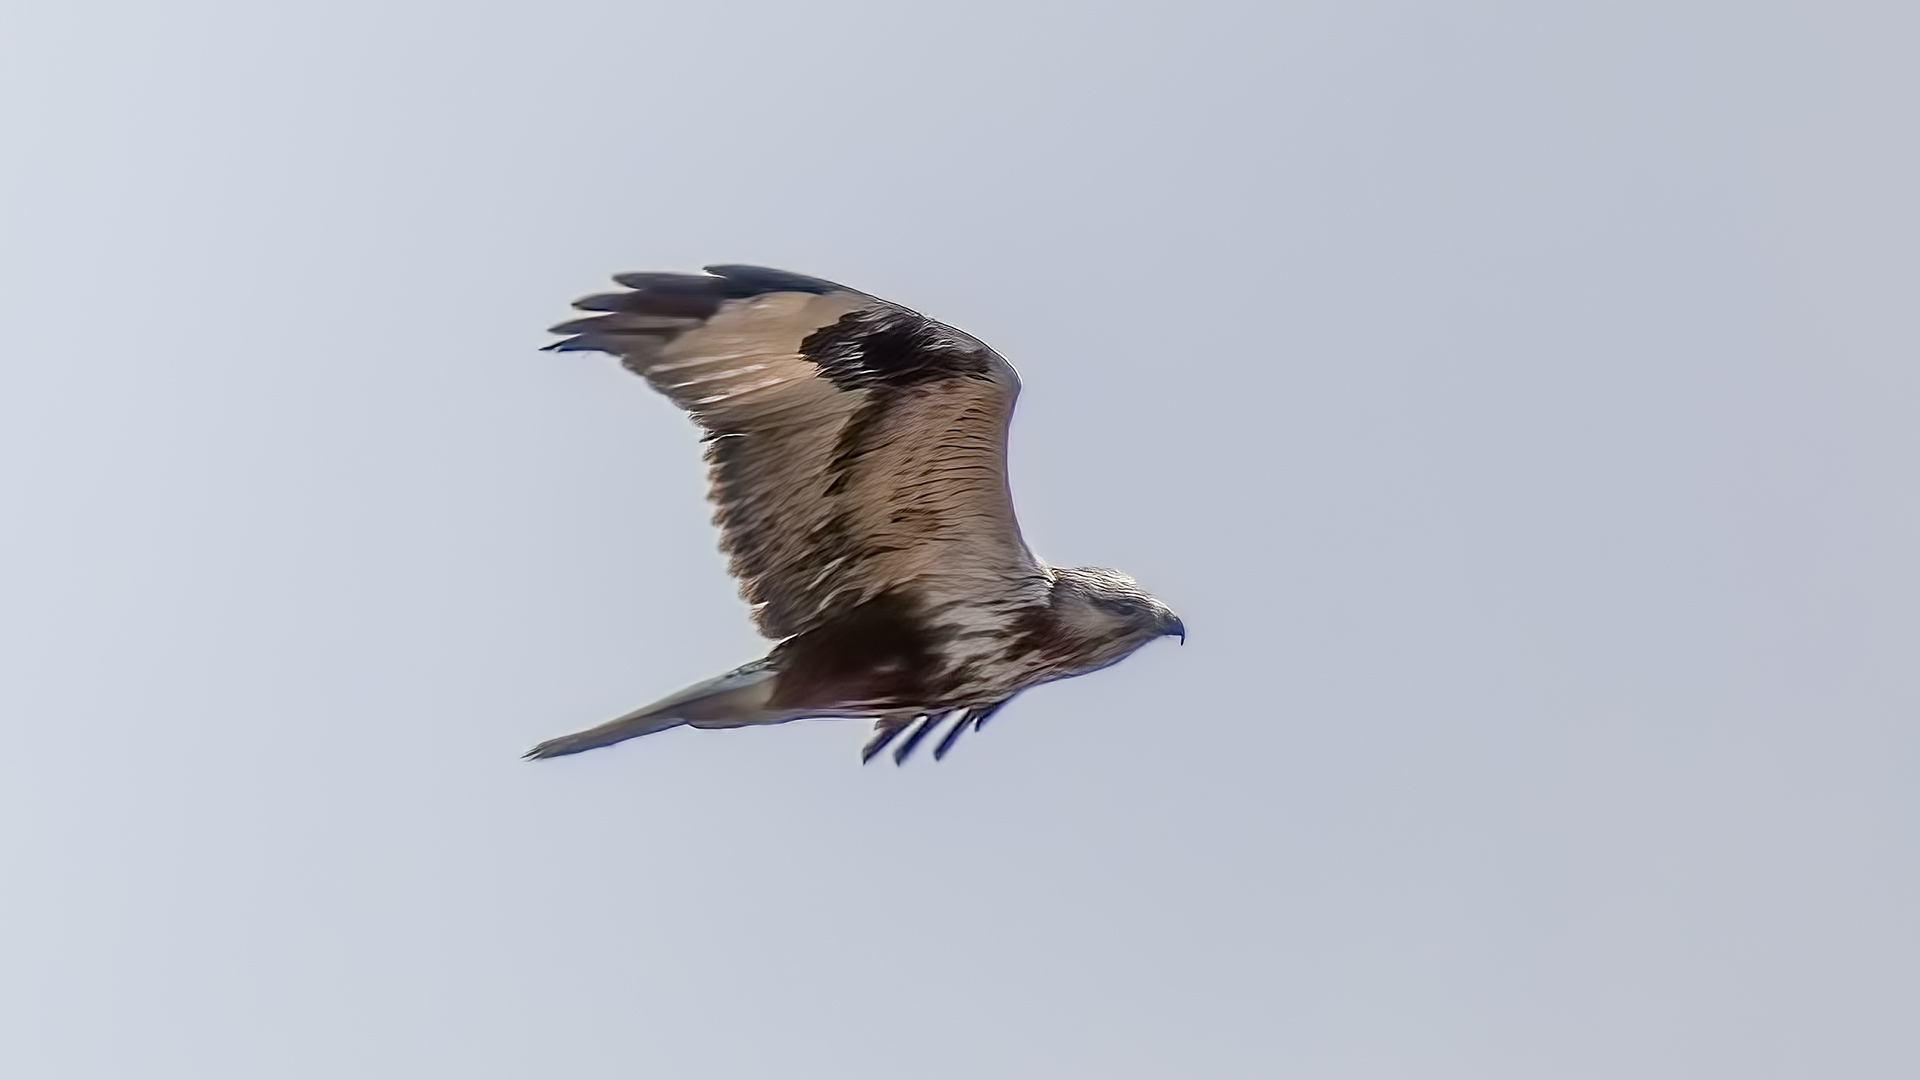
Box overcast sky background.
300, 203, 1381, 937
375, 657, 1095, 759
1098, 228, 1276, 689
2, 2, 1915, 1077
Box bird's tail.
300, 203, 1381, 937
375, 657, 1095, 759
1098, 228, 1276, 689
523, 659, 782, 760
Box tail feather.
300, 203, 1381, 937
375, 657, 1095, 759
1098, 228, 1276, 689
524, 659, 780, 760
523, 708, 688, 760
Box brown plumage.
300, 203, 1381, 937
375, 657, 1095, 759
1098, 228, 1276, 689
525, 266, 1182, 764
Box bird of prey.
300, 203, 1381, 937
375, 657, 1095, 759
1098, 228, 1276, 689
525, 265, 1183, 765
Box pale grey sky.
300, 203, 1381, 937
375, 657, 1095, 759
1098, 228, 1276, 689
2, 2, 1915, 1077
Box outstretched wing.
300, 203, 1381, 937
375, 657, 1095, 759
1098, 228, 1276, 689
548, 265, 1051, 639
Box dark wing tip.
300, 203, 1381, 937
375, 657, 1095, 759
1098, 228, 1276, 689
862, 719, 909, 764
541, 336, 608, 353
548, 267, 855, 355
890, 714, 946, 766
702, 265, 851, 295
932, 700, 1012, 761
931, 712, 972, 761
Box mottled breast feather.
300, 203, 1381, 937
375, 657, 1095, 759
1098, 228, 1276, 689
546, 265, 1051, 645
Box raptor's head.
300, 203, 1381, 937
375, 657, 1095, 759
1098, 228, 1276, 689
1045, 566, 1185, 676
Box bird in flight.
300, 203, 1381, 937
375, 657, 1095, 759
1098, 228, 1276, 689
525, 266, 1183, 765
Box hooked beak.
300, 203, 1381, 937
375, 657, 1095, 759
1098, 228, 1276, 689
1162, 613, 1186, 644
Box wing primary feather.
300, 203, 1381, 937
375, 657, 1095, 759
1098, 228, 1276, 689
542, 337, 611, 353
702, 265, 850, 295
548, 314, 686, 336
891, 713, 949, 765
610, 271, 728, 291
933, 699, 1012, 761
931, 710, 974, 761
572, 290, 724, 319
971, 700, 1010, 731
861, 717, 912, 765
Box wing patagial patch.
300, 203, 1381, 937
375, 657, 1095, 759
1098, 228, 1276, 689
799, 307, 997, 391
